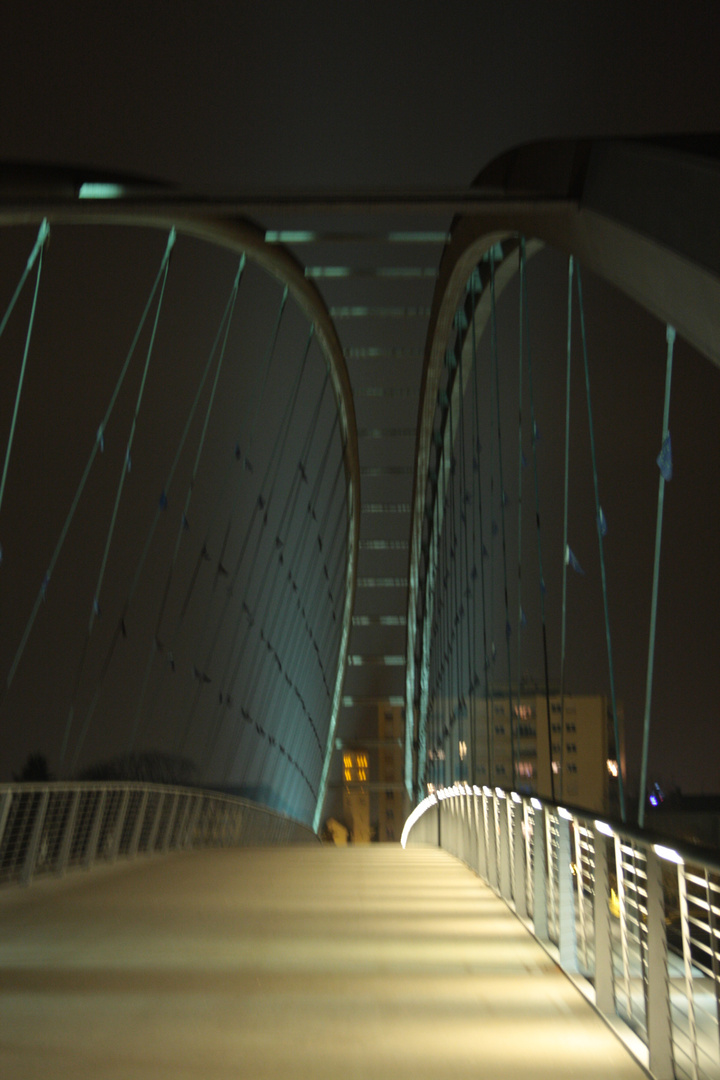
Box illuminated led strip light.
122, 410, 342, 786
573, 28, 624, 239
362, 503, 411, 513
347, 655, 405, 666
352, 614, 406, 626
359, 539, 409, 549
330, 306, 431, 318
306, 266, 437, 279
356, 577, 408, 587
264, 230, 450, 244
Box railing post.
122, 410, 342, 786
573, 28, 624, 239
614, 832, 634, 1023
484, 792, 498, 890
110, 790, 130, 860
574, 821, 589, 971
497, 794, 512, 901
523, 801, 533, 918
512, 797, 527, 918
161, 793, 180, 853
592, 829, 615, 1015
468, 794, 477, 874
83, 789, 106, 869
146, 793, 165, 853
475, 794, 487, 879
533, 805, 548, 940
645, 848, 674, 1080
20, 789, 49, 885
557, 813, 578, 972
128, 790, 149, 857
238, 805, 247, 844
56, 789, 80, 875
0, 788, 12, 850
173, 794, 191, 849
184, 796, 203, 848
222, 804, 233, 846
677, 859, 700, 1080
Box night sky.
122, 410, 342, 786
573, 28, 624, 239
0, 3, 719, 808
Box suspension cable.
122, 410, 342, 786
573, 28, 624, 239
638, 324, 675, 827
64, 230, 176, 773
576, 263, 626, 822
559, 256, 574, 792
469, 268, 492, 784
0, 220, 50, 519
520, 238, 555, 801
5, 229, 176, 696
490, 250, 516, 784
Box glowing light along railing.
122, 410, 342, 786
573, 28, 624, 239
402, 786, 720, 1080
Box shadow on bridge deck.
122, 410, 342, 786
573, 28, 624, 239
0, 844, 649, 1079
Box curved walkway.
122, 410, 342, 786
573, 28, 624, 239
0, 844, 649, 1079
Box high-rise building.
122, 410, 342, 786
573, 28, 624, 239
342, 750, 371, 843
377, 705, 409, 842
472, 692, 624, 815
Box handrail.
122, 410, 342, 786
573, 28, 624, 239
404, 784, 720, 1080
0, 780, 319, 889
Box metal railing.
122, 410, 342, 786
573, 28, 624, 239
403, 785, 720, 1080
0, 781, 319, 888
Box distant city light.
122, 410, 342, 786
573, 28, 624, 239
648, 781, 665, 807
607, 758, 619, 778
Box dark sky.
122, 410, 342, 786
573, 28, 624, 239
3, 3, 720, 193
0, 3, 719, 806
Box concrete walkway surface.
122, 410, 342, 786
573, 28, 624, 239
0, 844, 650, 1079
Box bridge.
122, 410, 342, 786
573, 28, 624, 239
0, 12, 720, 1074
0, 134, 718, 1079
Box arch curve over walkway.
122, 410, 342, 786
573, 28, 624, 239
407, 137, 720, 789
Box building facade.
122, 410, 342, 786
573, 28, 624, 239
471, 692, 623, 815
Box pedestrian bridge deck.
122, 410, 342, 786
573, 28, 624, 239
0, 843, 648, 1079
